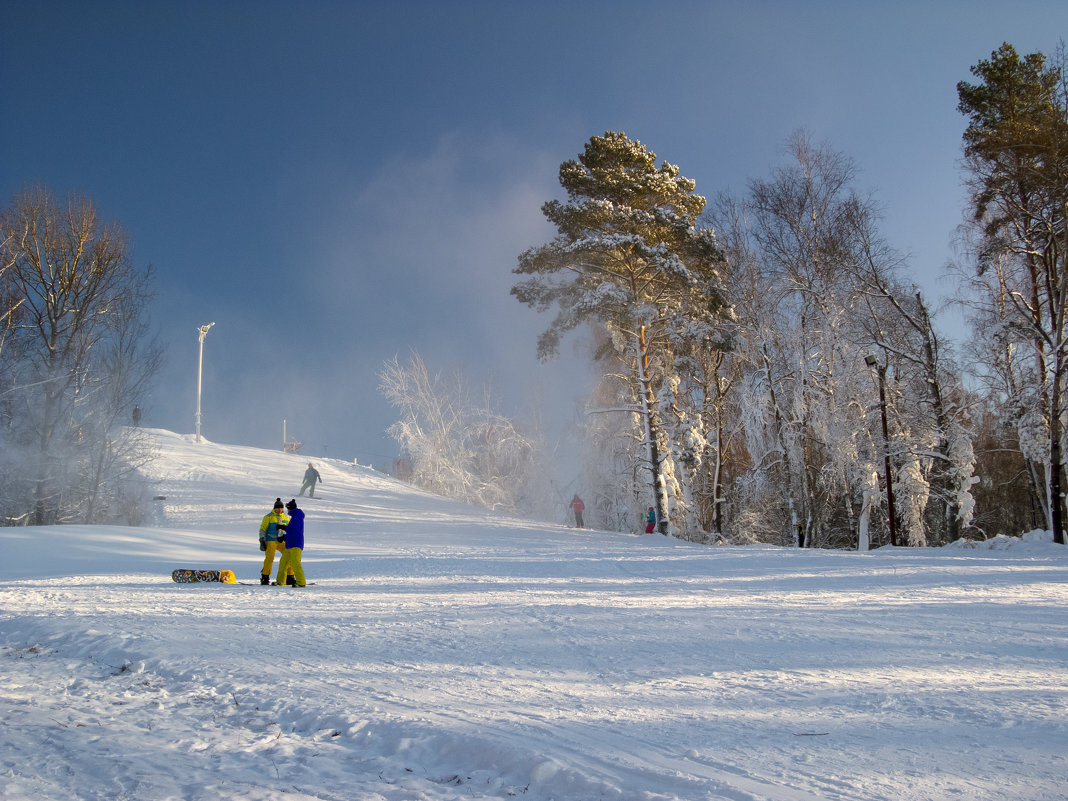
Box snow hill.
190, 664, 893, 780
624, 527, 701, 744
2, 429, 1067, 801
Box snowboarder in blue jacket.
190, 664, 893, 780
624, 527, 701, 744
276, 499, 307, 586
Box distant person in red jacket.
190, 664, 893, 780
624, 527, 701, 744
569, 494, 585, 528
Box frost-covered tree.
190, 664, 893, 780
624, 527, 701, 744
579, 337, 652, 533
379, 351, 545, 514
0, 187, 160, 525
958, 256, 1051, 535
0, 229, 22, 434
966, 397, 1040, 536
666, 340, 745, 538
512, 132, 733, 534
851, 238, 977, 546
710, 131, 974, 548
726, 132, 887, 548
957, 42, 1068, 544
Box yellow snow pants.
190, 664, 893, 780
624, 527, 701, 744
276, 547, 305, 587
261, 541, 293, 579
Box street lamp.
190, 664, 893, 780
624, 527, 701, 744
195, 322, 215, 444
865, 354, 898, 546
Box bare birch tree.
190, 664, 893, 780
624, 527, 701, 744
0, 187, 160, 525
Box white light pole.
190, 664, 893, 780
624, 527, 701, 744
195, 322, 215, 444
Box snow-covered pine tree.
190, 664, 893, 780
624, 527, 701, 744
512, 132, 733, 535
957, 43, 1068, 544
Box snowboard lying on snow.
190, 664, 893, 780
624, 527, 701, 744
172, 569, 236, 583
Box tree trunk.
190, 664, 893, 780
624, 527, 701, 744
761, 344, 802, 546
857, 478, 874, 552
637, 322, 669, 534
1050, 361, 1066, 544
711, 411, 725, 536
915, 293, 960, 544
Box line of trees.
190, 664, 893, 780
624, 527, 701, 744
0, 187, 160, 525
503, 42, 1065, 547
14, 43, 1058, 547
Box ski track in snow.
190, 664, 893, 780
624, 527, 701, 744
2, 428, 1067, 801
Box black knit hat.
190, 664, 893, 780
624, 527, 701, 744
285, 499, 297, 511
273, 498, 284, 509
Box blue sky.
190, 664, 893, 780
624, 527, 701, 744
3, 1, 1066, 472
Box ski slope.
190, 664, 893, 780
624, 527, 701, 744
2, 428, 1067, 801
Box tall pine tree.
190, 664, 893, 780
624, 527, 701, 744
958, 43, 1068, 544
512, 132, 732, 533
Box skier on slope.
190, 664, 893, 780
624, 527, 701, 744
569, 494, 585, 528
298, 463, 322, 498
258, 498, 293, 585
275, 499, 307, 586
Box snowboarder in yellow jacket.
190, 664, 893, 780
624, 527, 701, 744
258, 498, 292, 585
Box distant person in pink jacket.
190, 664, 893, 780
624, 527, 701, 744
568, 494, 585, 528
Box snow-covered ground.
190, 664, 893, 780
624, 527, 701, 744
3, 429, 1066, 801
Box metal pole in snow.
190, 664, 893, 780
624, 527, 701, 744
195, 322, 214, 444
